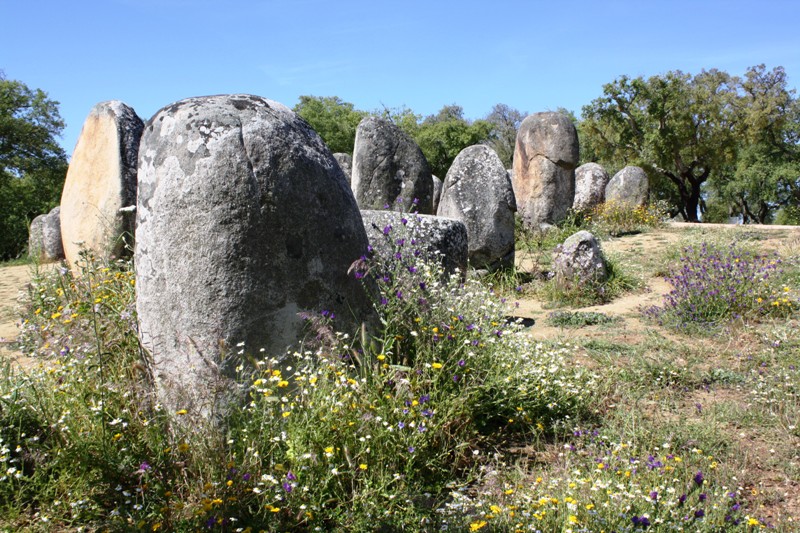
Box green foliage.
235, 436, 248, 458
587, 200, 669, 237
0, 73, 68, 259
644, 242, 799, 331
413, 105, 492, 178
483, 103, 525, 168
775, 205, 800, 225
547, 310, 617, 328
582, 65, 800, 225
582, 69, 739, 222
717, 66, 800, 223
293, 95, 367, 154
539, 252, 641, 308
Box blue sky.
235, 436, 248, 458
2, 0, 799, 158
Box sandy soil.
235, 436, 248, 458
0, 263, 56, 367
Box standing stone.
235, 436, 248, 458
352, 117, 433, 213
573, 162, 609, 212
437, 145, 516, 271
553, 230, 608, 285
360, 210, 468, 278
512, 112, 578, 230
136, 94, 373, 421
333, 153, 353, 184
605, 166, 649, 207
60, 101, 143, 266
28, 206, 64, 261
431, 175, 443, 213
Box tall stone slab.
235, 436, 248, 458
136, 95, 373, 421
437, 145, 516, 271
605, 166, 649, 207
60, 101, 143, 266
512, 112, 578, 230
352, 117, 434, 213
573, 162, 609, 212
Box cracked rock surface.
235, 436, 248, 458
351, 117, 433, 214
512, 112, 578, 230
437, 145, 516, 271
136, 94, 373, 421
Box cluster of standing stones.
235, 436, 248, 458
32, 95, 650, 420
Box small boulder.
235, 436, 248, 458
136, 94, 373, 421
553, 230, 608, 285
352, 117, 434, 213
437, 145, 516, 271
333, 153, 353, 184
60, 101, 143, 266
605, 166, 649, 207
512, 112, 578, 229
360, 210, 468, 278
28, 206, 64, 261
573, 162, 609, 212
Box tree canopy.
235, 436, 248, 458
0, 73, 68, 259
581, 65, 799, 223
293, 95, 367, 154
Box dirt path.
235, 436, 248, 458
0, 263, 58, 367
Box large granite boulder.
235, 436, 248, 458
606, 166, 649, 207
437, 145, 516, 271
553, 230, 608, 285
573, 162, 609, 212
352, 117, 434, 213
28, 206, 64, 262
60, 101, 143, 266
136, 94, 373, 421
333, 153, 353, 184
360, 210, 468, 278
512, 112, 578, 230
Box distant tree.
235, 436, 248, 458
713, 65, 800, 223
293, 96, 367, 154
413, 105, 492, 178
483, 104, 525, 168
0, 72, 68, 259
581, 70, 739, 221
377, 104, 422, 138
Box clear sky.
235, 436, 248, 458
2, 0, 799, 158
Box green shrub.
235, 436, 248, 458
547, 310, 618, 328
538, 253, 640, 307
588, 200, 669, 237
644, 242, 799, 331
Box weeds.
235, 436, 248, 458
644, 242, 799, 331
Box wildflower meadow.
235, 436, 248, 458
0, 208, 799, 531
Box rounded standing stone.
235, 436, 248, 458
573, 162, 609, 212
512, 112, 578, 230
28, 206, 64, 261
352, 116, 433, 213
605, 166, 649, 208
437, 145, 516, 271
136, 94, 373, 421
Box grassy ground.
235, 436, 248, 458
0, 219, 798, 531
